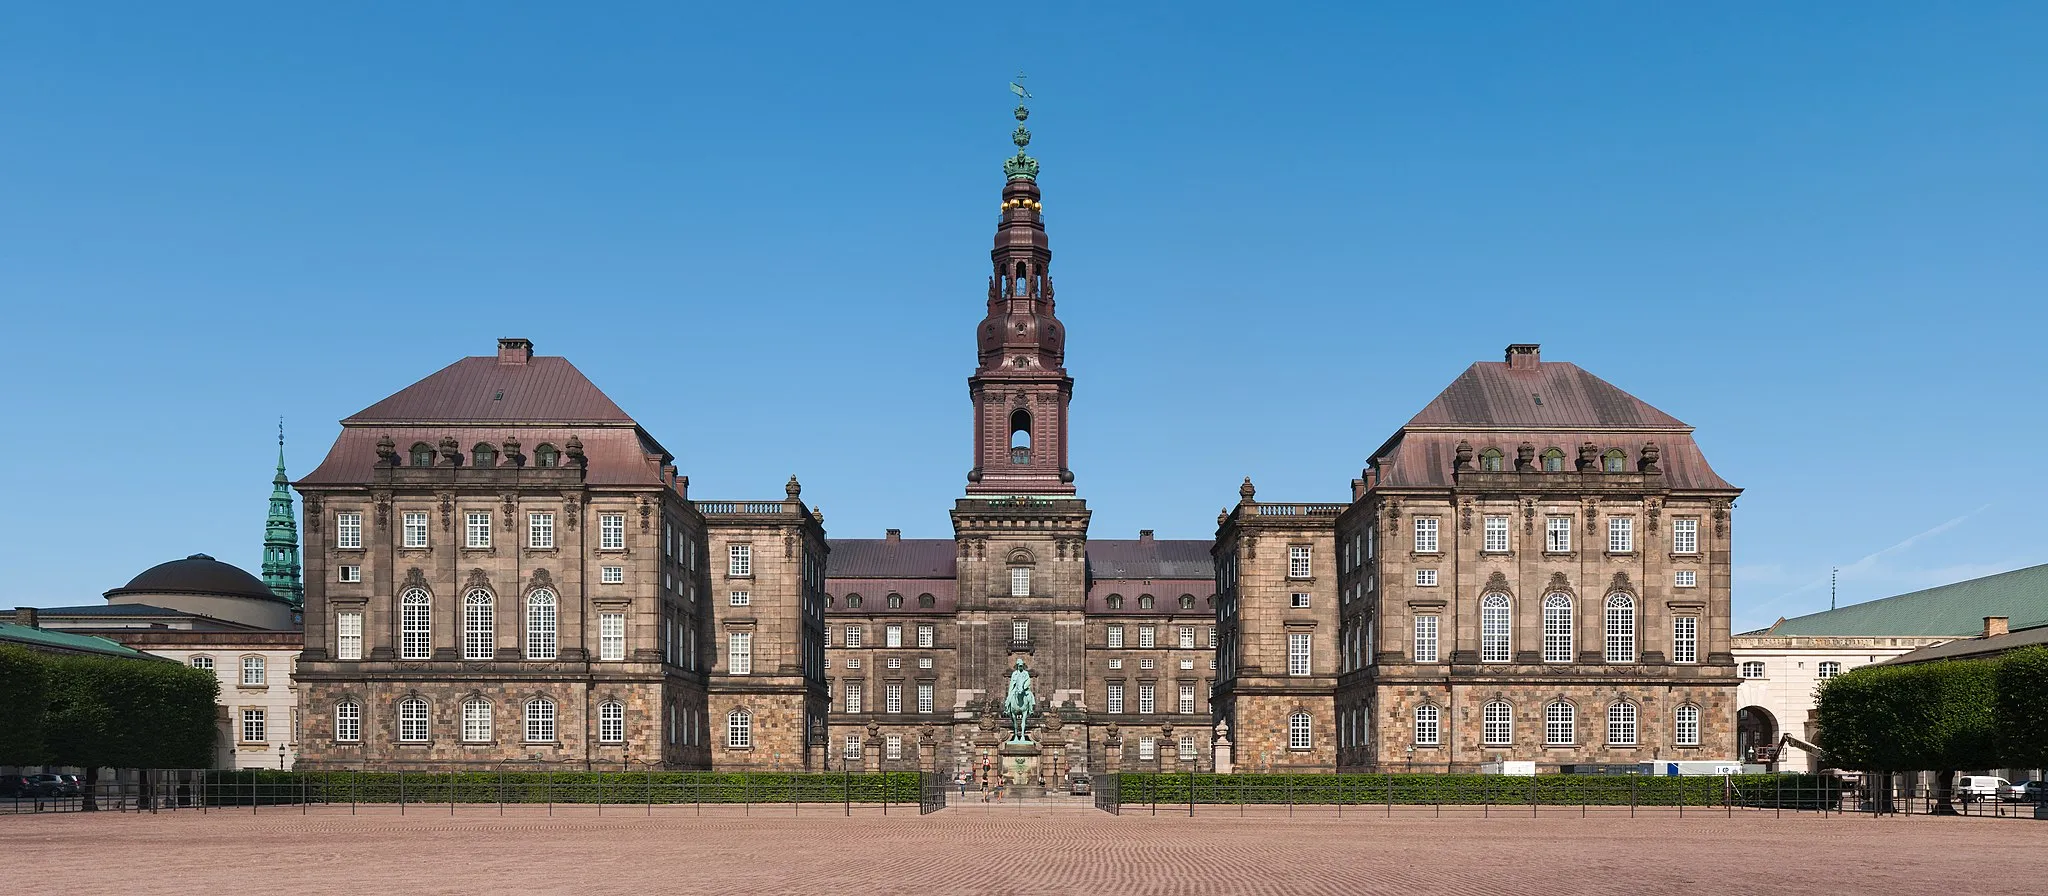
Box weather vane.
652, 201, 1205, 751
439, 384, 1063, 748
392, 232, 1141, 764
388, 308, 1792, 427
1010, 71, 1032, 101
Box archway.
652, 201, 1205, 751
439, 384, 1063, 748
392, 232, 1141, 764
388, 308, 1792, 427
1737, 705, 1778, 763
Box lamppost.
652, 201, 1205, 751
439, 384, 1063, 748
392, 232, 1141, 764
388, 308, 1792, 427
1406, 744, 1414, 774
277, 742, 287, 770
1051, 747, 1064, 787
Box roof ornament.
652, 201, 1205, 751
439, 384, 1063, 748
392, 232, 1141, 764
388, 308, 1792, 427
1239, 477, 1256, 502
786, 474, 802, 500
1003, 73, 1039, 181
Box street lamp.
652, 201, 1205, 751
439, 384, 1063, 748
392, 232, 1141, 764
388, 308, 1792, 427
277, 742, 287, 770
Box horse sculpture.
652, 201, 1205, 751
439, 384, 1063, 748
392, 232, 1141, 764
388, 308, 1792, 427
1003, 658, 1035, 743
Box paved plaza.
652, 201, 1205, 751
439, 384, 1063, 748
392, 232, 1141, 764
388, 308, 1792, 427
11, 805, 2041, 895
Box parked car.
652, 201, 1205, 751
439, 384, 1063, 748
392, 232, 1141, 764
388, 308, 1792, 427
1997, 780, 2045, 803
58, 774, 84, 795
0, 775, 53, 798
1956, 776, 2010, 802
1068, 775, 1092, 796
30, 774, 78, 797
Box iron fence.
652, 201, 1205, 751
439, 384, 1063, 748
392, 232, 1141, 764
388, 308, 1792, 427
1094, 773, 1119, 814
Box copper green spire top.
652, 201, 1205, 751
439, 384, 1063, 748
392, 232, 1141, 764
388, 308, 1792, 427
1003, 76, 1039, 181
262, 419, 304, 609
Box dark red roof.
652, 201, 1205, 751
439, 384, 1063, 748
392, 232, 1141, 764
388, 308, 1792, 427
1375, 431, 1736, 491
1405, 361, 1687, 429
823, 579, 958, 614
1084, 579, 1215, 615
345, 355, 632, 424
300, 427, 671, 487
825, 539, 958, 578
1085, 539, 1214, 580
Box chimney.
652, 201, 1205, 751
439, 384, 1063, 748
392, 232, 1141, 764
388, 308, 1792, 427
1506, 343, 1541, 370
1984, 616, 2009, 638
1352, 478, 1367, 501
497, 337, 534, 365
15, 606, 37, 629
1138, 529, 1154, 543
885, 528, 901, 544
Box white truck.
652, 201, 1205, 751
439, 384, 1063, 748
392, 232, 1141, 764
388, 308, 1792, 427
1479, 761, 1537, 776
1642, 761, 1744, 777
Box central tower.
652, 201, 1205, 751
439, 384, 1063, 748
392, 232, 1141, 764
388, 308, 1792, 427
965, 101, 1074, 496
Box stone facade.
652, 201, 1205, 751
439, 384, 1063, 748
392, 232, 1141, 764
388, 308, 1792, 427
1213, 483, 1342, 770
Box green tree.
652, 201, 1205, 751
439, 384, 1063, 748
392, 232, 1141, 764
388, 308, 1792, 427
1994, 646, 2048, 770
0, 646, 52, 765
1815, 659, 1999, 814
44, 654, 218, 810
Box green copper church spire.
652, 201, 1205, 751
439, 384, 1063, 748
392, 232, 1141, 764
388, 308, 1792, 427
261, 420, 304, 608
1004, 75, 1039, 181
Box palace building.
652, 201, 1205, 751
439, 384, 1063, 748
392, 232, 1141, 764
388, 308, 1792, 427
290, 99, 1741, 775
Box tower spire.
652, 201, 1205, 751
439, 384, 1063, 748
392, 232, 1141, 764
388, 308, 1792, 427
967, 84, 1074, 495
262, 418, 305, 609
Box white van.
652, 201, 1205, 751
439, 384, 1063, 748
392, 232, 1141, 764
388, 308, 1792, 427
1956, 776, 2010, 802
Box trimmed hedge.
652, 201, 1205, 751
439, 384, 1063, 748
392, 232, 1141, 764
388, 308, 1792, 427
1112, 773, 1842, 810
198, 770, 924, 806
1993, 646, 2048, 769
1815, 658, 1999, 775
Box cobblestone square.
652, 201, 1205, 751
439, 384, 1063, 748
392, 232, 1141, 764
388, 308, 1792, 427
11, 806, 2041, 895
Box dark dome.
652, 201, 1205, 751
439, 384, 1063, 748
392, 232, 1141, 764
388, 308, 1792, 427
106, 554, 285, 603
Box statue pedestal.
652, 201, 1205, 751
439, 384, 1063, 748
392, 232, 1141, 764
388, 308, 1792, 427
997, 740, 1043, 795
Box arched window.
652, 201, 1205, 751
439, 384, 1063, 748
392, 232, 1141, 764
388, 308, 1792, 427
1674, 703, 1701, 747
1107, 594, 1124, 610
462, 697, 492, 742
845, 593, 863, 609
1138, 594, 1155, 610
1540, 448, 1565, 472
472, 442, 498, 467
1542, 593, 1573, 663
727, 709, 753, 748
1482, 700, 1513, 745
524, 698, 556, 743
463, 589, 494, 660
398, 696, 429, 742
400, 589, 432, 660
1817, 661, 1843, 679
1479, 594, 1511, 662
1603, 449, 1627, 473
526, 590, 559, 660
825, 594, 835, 608
334, 700, 361, 743
1604, 594, 1636, 663
1479, 448, 1504, 472
1545, 701, 1575, 745
1179, 594, 1195, 609
1009, 409, 1032, 464
917, 593, 935, 608
1413, 704, 1441, 745
410, 443, 435, 467
1288, 711, 1312, 750
534, 444, 559, 468
598, 700, 625, 744
1607, 701, 1637, 745
887, 593, 903, 609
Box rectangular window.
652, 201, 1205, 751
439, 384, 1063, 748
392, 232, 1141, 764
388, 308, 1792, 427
730, 590, 750, 607
728, 544, 751, 577
526, 702, 556, 743
728, 632, 751, 675
1288, 545, 1312, 579
917, 682, 934, 713
844, 625, 862, 648
1207, 626, 1217, 648
1287, 632, 1312, 676
335, 512, 362, 549
462, 701, 492, 743
242, 656, 266, 686
917, 624, 934, 648
599, 702, 624, 744
336, 612, 362, 660
885, 735, 902, 760
885, 683, 902, 714
1546, 516, 1572, 553
1107, 625, 1124, 649
844, 682, 862, 714
1675, 705, 1701, 747
1673, 518, 1699, 554
600, 513, 626, 550
600, 613, 625, 661
600, 565, 623, 584
401, 511, 429, 548
1178, 683, 1196, 714
338, 564, 360, 583
1010, 567, 1031, 596
1109, 658, 1123, 669
1673, 617, 1699, 664
1138, 683, 1156, 714
1139, 737, 1156, 760
1608, 517, 1633, 553
399, 700, 428, 742
918, 657, 932, 669
1138, 626, 1156, 649
528, 512, 555, 549
886, 624, 903, 648
1415, 569, 1438, 587
466, 512, 492, 549
1289, 593, 1311, 609
1414, 707, 1440, 746
1413, 518, 1439, 553
1483, 515, 1509, 552
1012, 619, 1030, 643
1139, 658, 1156, 670
1674, 569, 1697, 588
1178, 626, 1196, 648
846, 657, 860, 669
241, 708, 266, 743
335, 702, 360, 742
843, 735, 861, 759
886, 657, 900, 669
1413, 615, 1439, 663
1107, 682, 1125, 714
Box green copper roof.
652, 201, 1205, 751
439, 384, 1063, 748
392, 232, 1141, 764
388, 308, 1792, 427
1004, 97, 1038, 181
261, 423, 304, 608
0, 622, 158, 659
1765, 562, 2048, 637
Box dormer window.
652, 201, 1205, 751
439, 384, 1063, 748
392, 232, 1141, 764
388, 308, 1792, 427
410, 443, 435, 467
535, 444, 559, 468
1541, 448, 1565, 472
472, 443, 498, 467
1603, 450, 1627, 473
1479, 449, 1503, 472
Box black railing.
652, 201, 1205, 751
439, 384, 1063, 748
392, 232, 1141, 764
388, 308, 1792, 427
1098, 772, 1863, 816
1094, 773, 1120, 814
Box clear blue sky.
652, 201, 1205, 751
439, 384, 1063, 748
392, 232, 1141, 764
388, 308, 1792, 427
3, 3, 2043, 632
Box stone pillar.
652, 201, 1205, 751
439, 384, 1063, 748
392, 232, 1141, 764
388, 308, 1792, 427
1103, 728, 1122, 774
1212, 720, 1234, 773
918, 727, 937, 773
1159, 724, 1177, 772
864, 723, 882, 772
